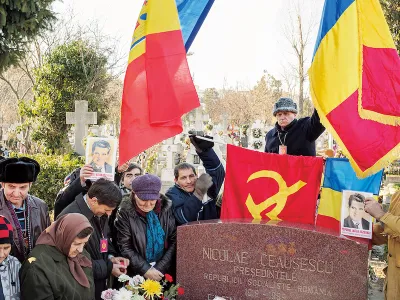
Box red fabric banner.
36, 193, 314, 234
221, 145, 323, 225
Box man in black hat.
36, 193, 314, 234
264, 97, 325, 156
0, 157, 51, 262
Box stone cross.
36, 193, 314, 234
66, 101, 97, 155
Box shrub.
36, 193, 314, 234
9, 152, 84, 210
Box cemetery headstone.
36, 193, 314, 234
66, 100, 97, 155
160, 138, 182, 193
0, 124, 10, 142
187, 106, 209, 165
177, 221, 368, 300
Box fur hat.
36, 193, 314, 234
131, 174, 161, 201
0, 157, 40, 183
273, 98, 298, 116
0, 215, 13, 245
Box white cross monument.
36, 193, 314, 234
66, 101, 97, 155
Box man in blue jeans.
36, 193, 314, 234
166, 135, 225, 225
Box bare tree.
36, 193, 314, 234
0, 9, 126, 152
204, 74, 283, 128
283, 0, 318, 115
103, 78, 124, 136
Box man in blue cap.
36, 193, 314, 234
264, 97, 325, 156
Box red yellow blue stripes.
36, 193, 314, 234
357, 0, 400, 125
316, 158, 382, 232
309, 0, 400, 178
119, 0, 199, 164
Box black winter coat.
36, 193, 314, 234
114, 195, 177, 277
166, 148, 225, 225
54, 167, 122, 219
264, 109, 325, 156
58, 195, 117, 300
20, 244, 95, 300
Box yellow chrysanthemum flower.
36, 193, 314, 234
140, 279, 163, 300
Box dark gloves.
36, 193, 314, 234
193, 174, 213, 201
189, 135, 214, 153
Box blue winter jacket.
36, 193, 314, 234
166, 149, 225, 225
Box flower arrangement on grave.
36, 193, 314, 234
252, 140, 263, 149
101, 274, 184, 300
252, 128, 262, 139
205, 123, 213, 132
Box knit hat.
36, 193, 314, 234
0, 157, 40, 183
273, 98, 298, 116
131, 174, 161, 201
0, 215, 13, 245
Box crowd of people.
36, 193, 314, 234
0, 126, 225, 299
0, 97, 397, 300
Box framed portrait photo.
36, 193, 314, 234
340, 190, 373, 239
85, 137, 117, 182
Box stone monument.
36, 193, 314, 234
177, 221, 369, 300
187, 105, 209, 166
160, 138, 182, 193
66, 100, 97, 155
0, 123, 9, 143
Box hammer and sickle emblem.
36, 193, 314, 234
245, 170, 306, 220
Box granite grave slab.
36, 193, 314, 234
177, 221, 369, 300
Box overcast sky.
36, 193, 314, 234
53, 0, 324, 90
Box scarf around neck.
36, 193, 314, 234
132, 197, 165, 263
4, 193, 30, 261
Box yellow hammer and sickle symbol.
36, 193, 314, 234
245, 170, 307, 220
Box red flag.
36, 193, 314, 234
119, 0, 200, 164
221, 145, 323, 225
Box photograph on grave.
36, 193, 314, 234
85, 137, 117, 181
340, 190, 373, 239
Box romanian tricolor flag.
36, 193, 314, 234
119, 0, 213, 164
316, 158, 383, 232
309, 0, 400, 178
221, 145, 323, 225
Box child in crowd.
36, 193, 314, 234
0, 215, 20, 300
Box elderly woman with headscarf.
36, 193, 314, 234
20, 213, 94, 300
365, 191, 400, 300
115, 174, 176, 281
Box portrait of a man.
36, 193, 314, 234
89, 140, 113, 173
343, 193, 370, 230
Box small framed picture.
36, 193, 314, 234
340, 190, 373, 239
85, 137, 117, 181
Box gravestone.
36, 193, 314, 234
0, 124, 9, 142
66, 101, 97, 155
160, 138, 182, 193
177, 221, 368, 300
187, 105, 209, 165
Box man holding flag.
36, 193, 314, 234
166, 135, 225, 225
264, 97, 325, 156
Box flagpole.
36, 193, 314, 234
191, 135, 227, 145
